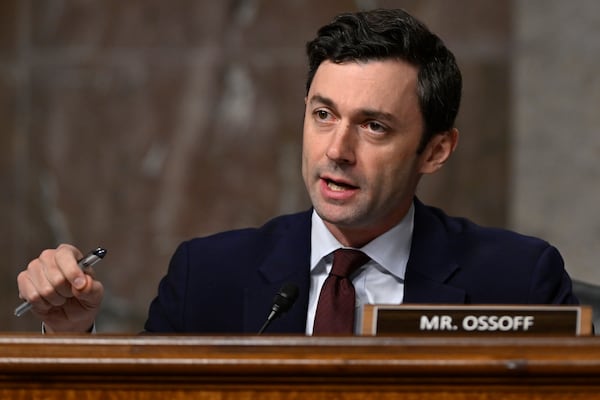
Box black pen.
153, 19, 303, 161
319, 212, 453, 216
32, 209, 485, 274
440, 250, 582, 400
14, 247, 107, 317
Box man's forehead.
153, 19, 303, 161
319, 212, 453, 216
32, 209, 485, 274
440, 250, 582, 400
309, 60, 417, 95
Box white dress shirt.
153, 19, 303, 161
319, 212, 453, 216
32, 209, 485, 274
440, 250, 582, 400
306, 204, 414, 334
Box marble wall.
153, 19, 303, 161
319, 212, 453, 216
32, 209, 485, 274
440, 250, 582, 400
3, 0, 593, 333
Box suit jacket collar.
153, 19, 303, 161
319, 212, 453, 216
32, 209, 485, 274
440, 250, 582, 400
403, 198, 466, 303
243, 199, 468, 334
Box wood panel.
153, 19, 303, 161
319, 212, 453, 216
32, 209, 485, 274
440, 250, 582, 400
1, 334, 600, 399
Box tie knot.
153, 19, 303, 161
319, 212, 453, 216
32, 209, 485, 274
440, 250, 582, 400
330, 249, 370, 278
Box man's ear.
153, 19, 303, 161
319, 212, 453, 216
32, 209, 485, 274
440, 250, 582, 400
419, 128, 459, 174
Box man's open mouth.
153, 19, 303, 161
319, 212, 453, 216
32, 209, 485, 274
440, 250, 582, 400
325, 178, 357, 192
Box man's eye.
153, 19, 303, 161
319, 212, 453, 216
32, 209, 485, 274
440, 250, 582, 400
364, 121, 387, 133
315, 110, 330, 120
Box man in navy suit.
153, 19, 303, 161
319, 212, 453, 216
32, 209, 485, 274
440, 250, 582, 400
16, 9, 578, 334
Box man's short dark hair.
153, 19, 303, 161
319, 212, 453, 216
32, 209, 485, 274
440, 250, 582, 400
306, 8, 462, 153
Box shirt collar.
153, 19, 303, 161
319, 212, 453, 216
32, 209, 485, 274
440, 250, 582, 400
310, 202, 414, 280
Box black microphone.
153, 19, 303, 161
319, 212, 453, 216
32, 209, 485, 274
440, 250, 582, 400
258, 283, 299, 334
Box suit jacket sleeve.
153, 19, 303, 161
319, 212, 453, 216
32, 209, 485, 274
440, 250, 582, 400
144, 241, 190, 332
528, 244, 578, 304
143, 211, 312, 334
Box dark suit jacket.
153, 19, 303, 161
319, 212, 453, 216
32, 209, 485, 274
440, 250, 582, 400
144, 199, 578, 333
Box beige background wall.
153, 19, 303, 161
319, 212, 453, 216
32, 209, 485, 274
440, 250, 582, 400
511, 0, 600, 286
0, 0, 597, 332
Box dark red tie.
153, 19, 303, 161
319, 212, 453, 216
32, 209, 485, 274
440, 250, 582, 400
313, 249, 370, 335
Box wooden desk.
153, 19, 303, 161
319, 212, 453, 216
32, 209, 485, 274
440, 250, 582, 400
1, 334, 600, 399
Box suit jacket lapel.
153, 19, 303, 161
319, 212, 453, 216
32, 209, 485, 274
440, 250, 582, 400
404, 199, 466, 303
243, 210, 312, 334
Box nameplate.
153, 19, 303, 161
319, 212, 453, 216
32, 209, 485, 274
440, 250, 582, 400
361, 305, 592, 336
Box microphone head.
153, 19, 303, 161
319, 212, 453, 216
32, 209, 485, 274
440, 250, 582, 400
272, 283, 299, 315
258, 283, 300, 334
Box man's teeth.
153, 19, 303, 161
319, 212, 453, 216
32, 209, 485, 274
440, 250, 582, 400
327, 181, 349, 191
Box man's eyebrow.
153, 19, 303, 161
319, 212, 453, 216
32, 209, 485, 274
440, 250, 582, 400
308, 94, 335, 108
361, 109, 398, 124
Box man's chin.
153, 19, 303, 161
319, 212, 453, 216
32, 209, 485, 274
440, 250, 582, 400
315, 207, 362, 228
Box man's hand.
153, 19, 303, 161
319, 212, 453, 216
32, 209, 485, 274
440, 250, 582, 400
16, 244, 104, 333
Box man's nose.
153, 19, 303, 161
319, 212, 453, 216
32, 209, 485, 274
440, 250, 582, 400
325, 124, 357, 164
